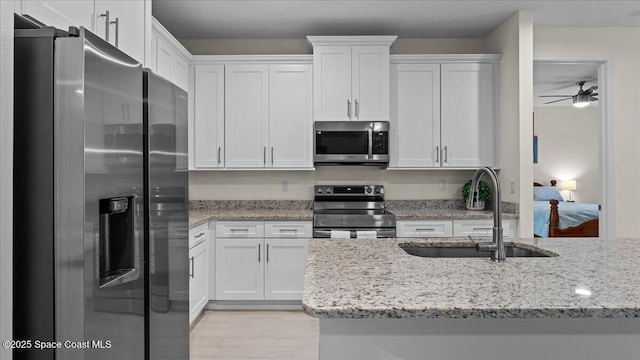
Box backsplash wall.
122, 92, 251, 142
189, 167, 477, 200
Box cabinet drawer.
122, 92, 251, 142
216, 221, 264, 238
189, 223, 209, 249
264, 221, 312, 238
453, 219, 515, 238
397, 220, 453, 238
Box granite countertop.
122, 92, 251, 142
392, 209, 518, 220
189, 209, 313, 227
302, 237, 640, 319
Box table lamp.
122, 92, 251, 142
561, 180, 577, 202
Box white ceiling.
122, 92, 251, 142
152, 0, 640, 39
533, 62, 600, 107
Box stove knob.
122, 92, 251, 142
317, 188, 323, 194
365, 186, 372, 194
326, 187, 332, 194
374, 187, 381, 194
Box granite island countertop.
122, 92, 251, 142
392, 209, 518, 220
302, 237, 640, 319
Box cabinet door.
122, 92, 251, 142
94, 0, 146, 64
194, 65, 225, 168
264, 239, 309, 300
441, 63, 494, 167
313, 46, 352, 121
21, 0, 94, 30
225, 64, 269, 168
269, 64, 313, 168
172, 54, 189, 91
390, 63, 440, 168
189, 241, 208, 324
215, 239, 264, 300
155, 34, 174, 82
351, 46, 390, 121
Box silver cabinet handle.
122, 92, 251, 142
263, 146, 266, 165
355, 99, 359, 119
194, 232, 206, 239
271, 146, 274, 165
266, 243, 269, 263
217, 147, 221, 165
279, 228, 298, 233
110, 17, 119, 47
416, 228, 436, 231
99, 11, 110, 42
347, 99, 351, 119
443, 146, 448, 163
367, 126, 373, 160
230, 228, 249, 233
189, 256, 194, 278
435, 146, 439, 163
258, 243, 261, 263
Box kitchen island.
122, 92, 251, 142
303, 237, 640, 360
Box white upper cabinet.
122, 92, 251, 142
389, 56, 499, 169
150, 17, 190, 90
21, 0, 149, 65
94, 0, 148, 65
21, 0, 94, 30
390, 63, 441, 167
193, 64, 225, 168
269, 64, 313, 168
225, 64, 270, 168
308, 36, 396, 121
440, 63, 495, 167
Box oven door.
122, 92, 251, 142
312, 228, 396, 238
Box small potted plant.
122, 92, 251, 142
461, 180, 491, 210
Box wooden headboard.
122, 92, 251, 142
533, 180, 557, 187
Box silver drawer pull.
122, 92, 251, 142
472, 227, 492, 231
194, 232, 206, 239
230, 228, 250, 232
279, 229, 298, 232
416, 228, 436, 231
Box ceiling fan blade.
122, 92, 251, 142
590, 97, 599, 101
539, 95, 574, 97
587, 86, 598, 91
591, 92, 598, 96
544, 97, 572, 104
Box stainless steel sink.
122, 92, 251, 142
399, 244, 554, 258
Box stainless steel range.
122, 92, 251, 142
312, 185, 396, 238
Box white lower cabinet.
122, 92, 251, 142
189, 223, 209, 325
215, 221, 310, 301
453, 219, 517, 239
397, 219, 517, 239
396, 220, 453, 238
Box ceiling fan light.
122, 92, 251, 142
572, 94, 590, 108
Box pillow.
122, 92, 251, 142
533, 186, 564, 201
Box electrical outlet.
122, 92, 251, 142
282, 181, 289, 192
438, 180, 446, 191
510, 181, 516, 194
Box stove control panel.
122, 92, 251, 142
314, 185, 384, 197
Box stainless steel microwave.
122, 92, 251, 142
314, 121, 389, 167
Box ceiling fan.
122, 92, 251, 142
539, 81, 598, 107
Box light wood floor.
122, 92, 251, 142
190, 311, 319, 360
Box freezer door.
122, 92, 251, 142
145, 70, 190, 360
55, 28, 144, 360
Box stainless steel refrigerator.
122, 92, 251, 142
14, 18, 188, 360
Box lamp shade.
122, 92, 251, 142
560, 180, 577, 191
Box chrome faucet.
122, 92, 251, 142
468, 167, 504, 262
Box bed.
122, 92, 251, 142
533, 181, 599, 237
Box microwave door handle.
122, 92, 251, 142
368, 126, 373, 160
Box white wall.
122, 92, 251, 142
486, 11, 534, 236
533, 106, 599, 203
534, 27, 640, 237
0, 1, 16, 359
